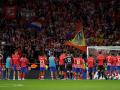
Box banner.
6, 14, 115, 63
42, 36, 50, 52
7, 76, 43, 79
20, 8, 36, 21
4, 6, 16, 20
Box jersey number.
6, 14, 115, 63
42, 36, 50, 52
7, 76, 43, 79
77, 60, 80, 64
40, 60, 44, 64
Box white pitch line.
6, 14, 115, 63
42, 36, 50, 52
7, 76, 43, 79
0, 84, 24, 87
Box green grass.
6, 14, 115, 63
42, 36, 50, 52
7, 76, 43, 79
0, 80, 120, 90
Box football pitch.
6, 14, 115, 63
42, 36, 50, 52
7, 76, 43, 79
0, 80, 120, 90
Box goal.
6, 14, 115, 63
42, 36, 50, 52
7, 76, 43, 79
86, 46, 120, 79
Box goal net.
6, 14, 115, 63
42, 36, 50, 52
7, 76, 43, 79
87, 46, 120, 58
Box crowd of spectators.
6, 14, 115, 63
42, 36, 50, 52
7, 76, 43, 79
0, 0, 119, 62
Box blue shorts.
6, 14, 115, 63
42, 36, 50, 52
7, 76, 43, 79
0, 67, 2, 72
21, 67, 27, 73
13, 65, 20, 71
107, 66, 112, 71
111, 66, 117, 71
50, 67, 56, 72
39, 67, 45, 71
72, 67, 76, 72
76, 68, 82, 73
118, 66, 120, 71
88, 67, 94, 73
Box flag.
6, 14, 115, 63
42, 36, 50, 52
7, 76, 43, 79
65, 22, 86, 52
71, 30, 86, 46
66, 31, 75, 40
26, 22, 42, 31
